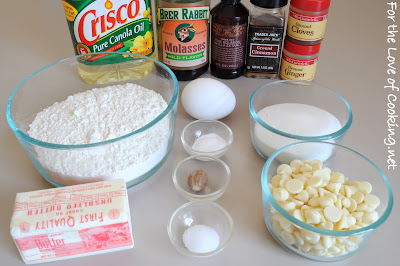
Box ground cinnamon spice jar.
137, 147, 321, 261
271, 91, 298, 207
286, 0, 331, 44
279, 39, 320, 81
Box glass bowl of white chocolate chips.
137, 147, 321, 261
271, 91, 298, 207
7, 52, 179, 187
261, 141, 393, 262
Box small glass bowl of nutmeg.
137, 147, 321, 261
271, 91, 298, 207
172, 155, 231, 201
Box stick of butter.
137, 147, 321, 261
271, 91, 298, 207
10, 179, 134, 264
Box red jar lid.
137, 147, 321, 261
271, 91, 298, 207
284, 39, 321, 55
290, 0, 331, 12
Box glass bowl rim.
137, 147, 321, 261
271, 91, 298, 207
249, 80, 353, 141
167, 201, 235, 257
172, 155, 231, 200
261, 141, 394, 237
6, 51, 179, 149
181, 119, 234, 155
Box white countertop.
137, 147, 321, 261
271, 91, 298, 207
0, 0, 399, 265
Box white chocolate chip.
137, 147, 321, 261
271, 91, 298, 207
347, 198, 358, 212
330, 172, 345, 184
301, 229, 320, 244
326, 192, 338, 203
305, 209, 322, 224
281, 201, 296, 212
300, 164, 313, 173
290, 160, 303, 174
342, 198, 351, 208
326, 182, 341, 195
324, 206, 342, 223
293, 231, 305, 246
281, 231, 295, 245
308, 195, 320, 207
273, 188, 289, 201
363, 211, 379, 224
292, 199, 305, 207
308, 176, 323, 188
272, 220, 283, 235
311, 160, 323, 171
364, 194, 380, 209
306, 186, 318, 198
271, 175, 282, 188
277, 164, 292, 175
293, 209, 305, 222
319, 196, 334, 207
313, 169, 331, 182
295, 190, 310, 203
356, 202, 369, 212
279, 217, 294, 233
286, 179, 304, 194
358, 181, 372, 195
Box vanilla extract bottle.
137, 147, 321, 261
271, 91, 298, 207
210, 0, 249, 79
157, 0, 211, 81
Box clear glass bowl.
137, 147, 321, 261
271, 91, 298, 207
6, 52, 179, 187
172, 155, 231, 201
168, 201, 234, 257
262, 142, 393, 262
181, 120, 233, 159
249, 80, 352, 160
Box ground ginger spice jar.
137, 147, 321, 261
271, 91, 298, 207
279, 39, 320, 81
286, 0, 331, 44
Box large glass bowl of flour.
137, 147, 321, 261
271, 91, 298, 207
7, 52, 179, 187
249, 80, 352, 161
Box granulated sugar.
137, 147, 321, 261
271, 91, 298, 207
28, 83, 169, 185
253, 103, 341, 161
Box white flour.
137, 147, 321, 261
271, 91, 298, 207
28, 83, 169, 185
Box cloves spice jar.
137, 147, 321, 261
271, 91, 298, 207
286, 0, 331, 44
279, 39, 320, 81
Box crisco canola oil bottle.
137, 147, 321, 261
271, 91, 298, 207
61, 0, 156, 84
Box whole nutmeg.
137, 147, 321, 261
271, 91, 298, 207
188, 169, 208, 192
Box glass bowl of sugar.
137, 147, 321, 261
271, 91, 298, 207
6, 52, 179, 187
262, 142, 393, 262
181, 120, 233, 159
249, 80, 352, 161
168, 201, 234, 257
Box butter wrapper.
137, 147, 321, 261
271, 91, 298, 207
10, 180, 134, 264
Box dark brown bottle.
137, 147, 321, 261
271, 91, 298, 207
210, 0, 249, 79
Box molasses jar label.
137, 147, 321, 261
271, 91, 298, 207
280, 53, 318, 81
157, 6, 209, 68
287, 9, 328, 42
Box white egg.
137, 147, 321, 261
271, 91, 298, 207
181, 78, 236, 120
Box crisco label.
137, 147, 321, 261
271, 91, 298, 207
287, 9, 328, 42
157, 6, 209, 68
280, 53, 318, 81
62, 0, 154, 65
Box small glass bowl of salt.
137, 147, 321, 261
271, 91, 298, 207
167, 201, 234, 257
181, 120, 233, 159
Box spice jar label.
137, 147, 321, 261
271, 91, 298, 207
158, 6, 209, 68
280, 53, 318, 81
211, 23, 247, 70
287, 9, 328, 42
245, 25, 284, 74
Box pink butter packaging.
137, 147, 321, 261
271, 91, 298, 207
10, 179, 134, 264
